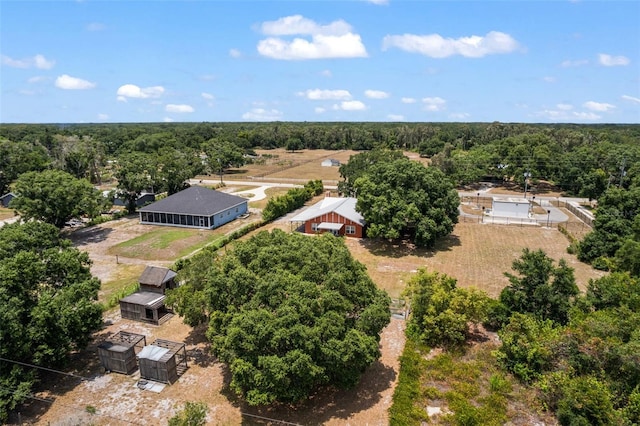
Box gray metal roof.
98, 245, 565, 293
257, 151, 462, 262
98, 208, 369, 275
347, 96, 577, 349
139, 186, 247, 216
120, 291, 166, 309
289, 197, 365, 225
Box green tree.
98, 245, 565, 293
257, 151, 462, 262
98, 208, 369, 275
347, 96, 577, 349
10, 169, 105, 228
202, 138, 246, 183
353, 158, 459, 248
404, 268, 491, 348
0, 138, 50, 196
0, 222, 103, 422
500, 249, 579, 325
114, 153, 159, 214
285, 137, 303, 152
168, 401, 208, 426
338, 149, 405, 196
157, 148, 203, 195
170, 230, 390, 405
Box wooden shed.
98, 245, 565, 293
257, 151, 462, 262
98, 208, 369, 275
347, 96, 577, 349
97, 331, 146, 375
119, 291, 172, 325
138, 266, 177, 294
137, 339, 188, 384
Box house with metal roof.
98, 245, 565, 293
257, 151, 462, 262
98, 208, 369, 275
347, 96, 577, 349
138, 186, 248, 229
289, 197, 365, 237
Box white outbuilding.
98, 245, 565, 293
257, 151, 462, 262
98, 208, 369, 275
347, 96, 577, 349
490, 197, 531, 219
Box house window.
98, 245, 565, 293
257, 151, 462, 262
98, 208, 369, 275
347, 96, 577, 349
345, 225, 356, 235
311, 223, 319, 231
236, 208, 238, 213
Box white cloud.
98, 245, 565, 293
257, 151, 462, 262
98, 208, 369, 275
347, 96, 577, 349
573, 111, 601, 120
583, 101, 615, 112
387, 114, 405, 121
242, 108, 284, 121
2, 53, 55, 69
382, 31, 519, 58
598, 53, 630, 66
557, 103, 573, 111
315, 107, 326, 113
258, 33, 367, 60
320, 69, 332, 77
116, 84, 165, 99
260, 15, 352, 36
86, 22, 106, 31
97, 113, 109, 120
297, 89, 352, 100
257, 15, 367, 60
422, 97, 446, 111
367, 0, 389, 4
163, 117, 175, 123
449, 112, 470, 120
543, 76, 556, 83
165, 104, 195, 113
621, 95, 640, 104
201, 92, 215, 100
27, 76, 48, 84
333, 100, 366, 111
401, 97, 417, 104
535, 109, 602, 121
55, 74, 96, 90
560, 59, 588, 67
229, 49, 242, 58
364, 89, 390, 99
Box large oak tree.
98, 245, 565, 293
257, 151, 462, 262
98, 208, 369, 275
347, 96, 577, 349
168, 230, 390, 405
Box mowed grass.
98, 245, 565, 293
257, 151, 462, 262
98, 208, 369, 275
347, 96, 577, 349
97, 263, 145, 305
249, 187, 290, 210
344, 222, 605, 299
108, 227, 225, 260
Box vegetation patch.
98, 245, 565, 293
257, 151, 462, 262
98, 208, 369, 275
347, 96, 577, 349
108, 228, 224, 260
0, 207, 16, 221
97, 263, 145, 306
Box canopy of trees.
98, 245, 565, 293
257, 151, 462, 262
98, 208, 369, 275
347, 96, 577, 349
0, 222, 103, 422
167, 230, 390, 405
10, 169, 105, 227
346, 152, 459, 248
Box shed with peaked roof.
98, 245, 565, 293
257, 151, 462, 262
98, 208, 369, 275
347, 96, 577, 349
0, 193, 16, 208
138, 186, 248, 229
138, 339, 188, 384
289, 197, 365, 238
119, 291, 172, 325
138, 266, 177, 294
97, 331, 146, 374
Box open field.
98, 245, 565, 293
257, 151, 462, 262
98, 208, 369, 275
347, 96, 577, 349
0, 206, 16, 221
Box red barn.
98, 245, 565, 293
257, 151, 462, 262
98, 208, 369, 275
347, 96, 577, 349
290, 197, 365, 238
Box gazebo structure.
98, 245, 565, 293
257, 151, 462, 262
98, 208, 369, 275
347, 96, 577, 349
137, 339, 188, 384
97, 331, 147, 375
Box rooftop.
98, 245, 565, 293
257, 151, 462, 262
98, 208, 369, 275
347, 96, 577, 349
139, 186, 246, 216
289, 197, 364, 225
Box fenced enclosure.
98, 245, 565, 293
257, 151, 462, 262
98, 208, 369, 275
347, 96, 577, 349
138, 339, 188, 384
97, 331, 147, 374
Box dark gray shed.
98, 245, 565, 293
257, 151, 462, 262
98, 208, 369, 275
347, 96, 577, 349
97, 331, 146, 374
119, 291, 172, 325
0, 193, 16, 208
137, 339, 187, 384
138, 266, 177, 294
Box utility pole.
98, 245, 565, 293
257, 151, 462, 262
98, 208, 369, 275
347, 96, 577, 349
619, 157, 627, 188
523, 171, 531, 198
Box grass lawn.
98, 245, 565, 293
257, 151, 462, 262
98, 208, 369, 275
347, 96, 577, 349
97, 263, 145, 305
249, 187, 290, 209
0, 207, 16, 221
107, 227, 225, 260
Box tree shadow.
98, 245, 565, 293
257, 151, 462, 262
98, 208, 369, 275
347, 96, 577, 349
183, 323, 217, 368
361, 233, 462, 259
67, 226, 114, 247
218, 359, 397, 425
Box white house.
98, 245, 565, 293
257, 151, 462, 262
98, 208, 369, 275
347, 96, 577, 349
321, 159, 341, 167
490, 197, 530, 219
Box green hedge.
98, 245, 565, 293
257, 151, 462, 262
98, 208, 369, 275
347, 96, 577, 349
261, 180, 323, 222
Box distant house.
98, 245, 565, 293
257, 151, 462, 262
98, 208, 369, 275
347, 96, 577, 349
0, 192, 16, 208
321, 159, 341, 167
289, 197, 365, 237
491, 197, 531, 219
119, 266, 178, 325
111, 191, 156, 208
138, 186, 248, 229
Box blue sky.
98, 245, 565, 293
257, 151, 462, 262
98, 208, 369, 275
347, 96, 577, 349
1, 0, 639, 124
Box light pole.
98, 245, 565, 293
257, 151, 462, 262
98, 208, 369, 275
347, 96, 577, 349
476, 192, 480, 208
547, 209, 551, 228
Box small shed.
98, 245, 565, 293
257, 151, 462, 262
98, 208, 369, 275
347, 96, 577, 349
0, 192, 16, 208
119, 291, 172, 325
138, 339, 188, 384
97, 331, 146, 375
138, 266, 177, 294
491, 197, 531, 219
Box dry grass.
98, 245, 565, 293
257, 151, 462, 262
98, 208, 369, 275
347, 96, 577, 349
248, 187, 290, 210
0, 207, 16, 221
343, 222, 605, 299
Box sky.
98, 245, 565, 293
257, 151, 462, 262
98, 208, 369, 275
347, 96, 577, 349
1, 0, 639, 124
